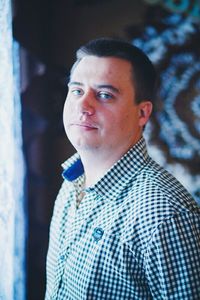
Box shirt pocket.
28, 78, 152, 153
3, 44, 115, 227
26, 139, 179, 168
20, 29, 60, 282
91, 228, 133, 279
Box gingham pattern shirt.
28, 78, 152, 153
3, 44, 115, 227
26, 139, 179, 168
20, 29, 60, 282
45, 137, 200, 300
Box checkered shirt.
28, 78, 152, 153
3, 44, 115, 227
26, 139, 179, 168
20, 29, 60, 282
45, 137, 200, 300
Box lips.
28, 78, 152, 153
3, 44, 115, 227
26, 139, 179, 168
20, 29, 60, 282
71, 122, 98, 130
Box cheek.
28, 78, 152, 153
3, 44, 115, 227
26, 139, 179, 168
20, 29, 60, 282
119, 112, 132, 127
63, 100, 73, 119
103, 110, 127, 133
119, 111, 139, 132
63, 103, 71, 129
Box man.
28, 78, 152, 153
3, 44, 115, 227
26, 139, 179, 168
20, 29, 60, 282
45, 38, 200, 299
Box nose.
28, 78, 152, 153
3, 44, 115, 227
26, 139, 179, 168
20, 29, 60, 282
78, 90, 95, 116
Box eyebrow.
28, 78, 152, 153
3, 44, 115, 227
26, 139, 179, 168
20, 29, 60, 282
68, 81, 120, 94
96, 84, 120, 94
68, 81, 83, 87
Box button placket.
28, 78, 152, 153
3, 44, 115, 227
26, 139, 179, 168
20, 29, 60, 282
60, 243, 72, 262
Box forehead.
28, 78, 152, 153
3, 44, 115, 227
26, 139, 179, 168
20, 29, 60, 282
70, 55, 133, 84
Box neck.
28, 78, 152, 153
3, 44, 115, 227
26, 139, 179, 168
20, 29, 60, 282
79, 137, 142, 188
81, 152, 115, 188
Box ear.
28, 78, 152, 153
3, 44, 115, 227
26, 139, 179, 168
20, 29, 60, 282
138, 101, 153, 127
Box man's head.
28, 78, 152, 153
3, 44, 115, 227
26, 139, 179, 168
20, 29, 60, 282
64, 38, 155, 158
71, 37, 157, 104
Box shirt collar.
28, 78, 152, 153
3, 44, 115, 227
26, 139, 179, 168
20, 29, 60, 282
62, 137, 150, 201
62, 155, 84, 181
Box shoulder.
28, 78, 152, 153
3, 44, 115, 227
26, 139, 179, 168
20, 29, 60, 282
135, 157, 198, 212
121, 157, 200, 248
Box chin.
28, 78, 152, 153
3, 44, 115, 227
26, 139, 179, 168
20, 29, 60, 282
73, 141, 100, 152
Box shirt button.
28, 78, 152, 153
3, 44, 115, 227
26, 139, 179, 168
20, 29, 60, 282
60, 255, 65, 261
92, 227, 104, 243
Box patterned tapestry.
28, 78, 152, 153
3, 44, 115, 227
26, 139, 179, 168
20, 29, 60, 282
0, 1, 25, 299
128, 5, 200, 204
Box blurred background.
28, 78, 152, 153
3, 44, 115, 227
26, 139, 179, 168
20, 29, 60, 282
0, 0, 200, 299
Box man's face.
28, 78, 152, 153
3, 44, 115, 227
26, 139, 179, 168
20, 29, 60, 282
63, 55, 151, 155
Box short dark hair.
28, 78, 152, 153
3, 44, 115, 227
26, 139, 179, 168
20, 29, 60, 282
70, 37, 157, 104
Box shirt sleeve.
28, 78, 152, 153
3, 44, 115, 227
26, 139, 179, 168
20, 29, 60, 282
145, 211, 200, 299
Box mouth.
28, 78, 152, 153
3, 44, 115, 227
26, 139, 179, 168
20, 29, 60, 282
71, 122, 98, 130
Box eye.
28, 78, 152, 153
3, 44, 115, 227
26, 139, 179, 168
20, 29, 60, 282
70, 88, 83, 96
97, 91, 113, 101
